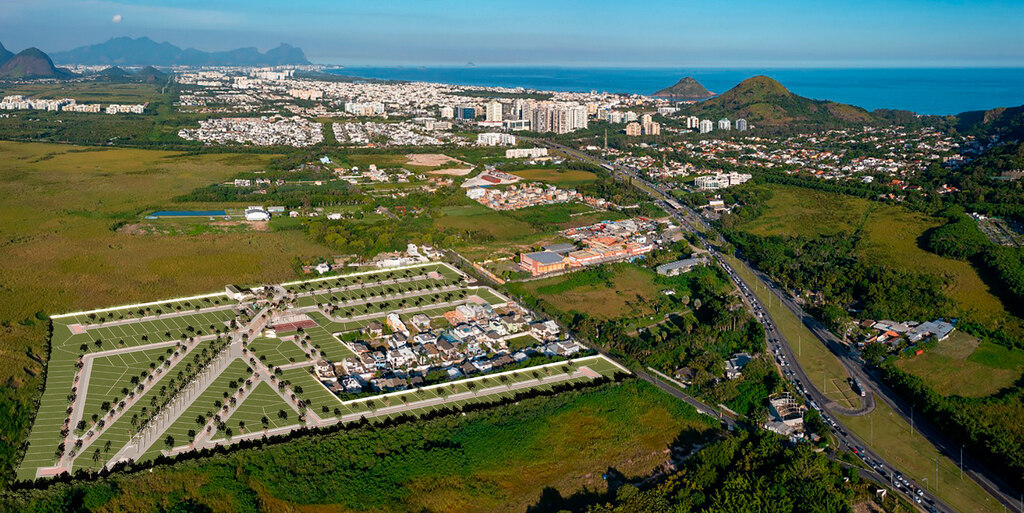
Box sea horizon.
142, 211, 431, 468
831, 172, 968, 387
326, 66, 1024, 116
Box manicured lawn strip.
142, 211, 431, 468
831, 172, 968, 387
248, 338, 312, 367
61, 309, 236, 353
83, 346, 178, 426
279, 368, 344, 415
303, 325, 355, 361
139, 359, 254, 461
212, 382, 299, 440
506, 334, 540, 352
838, 396, 1004, 513
722, 254, 858, 409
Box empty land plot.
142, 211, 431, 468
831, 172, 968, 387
279, 368, 343, 413
63, 309, 236, 353
512, 265, 661, 319
511, 168, 597, 186
82, 346, 176, 425
303, 325, 355, 361
213, 381, 298, 439
248, 338, 312, 367
140, 359, 253, 460
895, 331, 1024, 397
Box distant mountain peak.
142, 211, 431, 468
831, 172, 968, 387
0, 41, 14, 66
51, 37, 310, 66
653, 76, 714, 99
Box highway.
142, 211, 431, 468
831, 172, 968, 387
533, 136, 1024, 513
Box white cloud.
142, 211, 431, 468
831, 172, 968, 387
112, 13, 122, 23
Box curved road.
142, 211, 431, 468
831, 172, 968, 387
533, 136, 1024, 513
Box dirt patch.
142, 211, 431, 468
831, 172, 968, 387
428, 168, 474, 176
405, 153, 464, 167
215, 220, 269, 232
852, 500, 885, 513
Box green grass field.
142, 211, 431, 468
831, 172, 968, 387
512, 265, 663, 319
511, 168, 598, 186
838, 396, 1004, 513
247, 338, 312, 367
895, 332, 1024, 397
0, 82, 163, 104
82, 346, 176, 428
212, 381, 299, 440
278, 368, 344, 416
140, 359, 254, 460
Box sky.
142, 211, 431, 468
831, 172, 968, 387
2, 0, 1023, 67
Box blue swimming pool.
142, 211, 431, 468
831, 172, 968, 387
149, 210, 228, 217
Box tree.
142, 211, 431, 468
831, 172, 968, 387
164, 435, 175, 449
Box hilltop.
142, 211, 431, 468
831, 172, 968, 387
95, 65, 169, 83
0, 47, 73, 79
52, 37, 311, 66
653, 77, 714, 100
0, 42, 14, 67
955, 104, 1024, 140
682, 75, 874, 127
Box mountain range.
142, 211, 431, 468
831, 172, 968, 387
652, 77, 714, 100
681, 75, 875, 127
0, 45, 73, 79
51, 37, 310, 66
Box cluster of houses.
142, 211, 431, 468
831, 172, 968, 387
519, 218, 660, 276
858, 318, 956, 354
467, 182, 615, 211
310, 301, 583, 394
178, 115, 324, 147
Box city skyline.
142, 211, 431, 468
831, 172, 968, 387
2, 0, 1024, 67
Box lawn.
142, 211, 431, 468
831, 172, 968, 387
278, 368, 344, 416
511, 168, 597, 186
895, 331, 1024, 398
212, 381, 300, 440
838, 396, 1005, 513
513, 264, 663, 319
82, 346, 176, 427
140, 359, 254, 460
247, 338, 313, 368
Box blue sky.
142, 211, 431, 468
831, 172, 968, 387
2, 0, 1023, 67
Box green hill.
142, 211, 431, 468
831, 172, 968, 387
653, 77, 714, 100
0, 48, 73, 79
0, 42, 14, 67
682, 75, 875, 128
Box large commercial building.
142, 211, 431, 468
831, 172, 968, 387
506, 147, 548, 158
520, 251, 568, 275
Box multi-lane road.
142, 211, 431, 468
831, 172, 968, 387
533, 136, 1024, 513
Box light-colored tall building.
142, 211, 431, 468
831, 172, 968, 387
735, 118, 748, 131
699, 119, 714, 134
439, 106, 454, 119
686, 116, 700, 129
625, 122, 642, 136
485, 101, 503, 122
718, 118, 731, 130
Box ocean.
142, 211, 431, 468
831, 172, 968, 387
326, 67, 1024, 116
